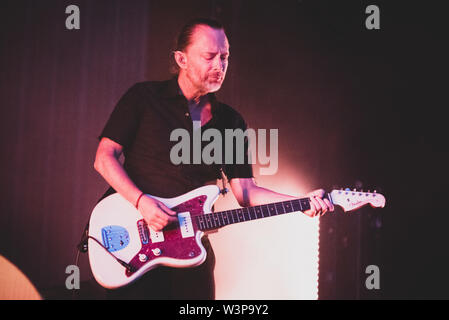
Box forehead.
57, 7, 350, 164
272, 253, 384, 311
188, 25, 229, 53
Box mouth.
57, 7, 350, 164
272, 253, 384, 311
210, 75, 223, 83
210, 72, 224, 79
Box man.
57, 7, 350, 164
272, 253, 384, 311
93, 18, 333, 299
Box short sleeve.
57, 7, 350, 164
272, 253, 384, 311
222, 111, 254, 180
98, 83, 144, 149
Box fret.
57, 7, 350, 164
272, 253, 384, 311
275, 202, 285, 214
243, 207, 251, 221
249, 207, 256, 219
213, 213, 221, 227
261, 205, 269, 217
223, 211, 230, 225
232, 209, 240, 222
255, 206, 262, 218
268, 203, 277, 216
219, 211, 225, 226
198, 215, 204, 229
282, 201, 293, 214
300, 198, 310, 211
234, 209, 240, 222
237, 209, 242, 222
197, 215, 205, 230
200, 215, 206, 229
205, 214, 213, 229
228, 210, 234, 223
223, 210, 229, 224
209, 214, 215, 228
202, 215, 207, 229
237, 209, 245, 222
292, 199, 301, 212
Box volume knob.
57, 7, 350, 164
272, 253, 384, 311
152, 248, 162, 256
138, 254, 148, 262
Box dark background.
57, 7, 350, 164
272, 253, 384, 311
0, 0, 447, 299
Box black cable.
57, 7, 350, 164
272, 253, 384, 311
71, 249, 81, 300
86, 235, 136, 273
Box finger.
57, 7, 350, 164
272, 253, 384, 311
311, 188, 325, 198
144, 215, 165, 229
144, 208, 169, 226
309, 197, 322, 217
158, 202, 176, 215
153, 214, 169, 226
314, 196, 328, 215
303, 198, 316, 217
149, 221, 164, 232
155, 209, 176, 225
158, 203, 178, 221
313, 197, 326, 216
323, 198, 334, 212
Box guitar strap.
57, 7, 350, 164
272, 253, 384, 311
219, 165, 229, 196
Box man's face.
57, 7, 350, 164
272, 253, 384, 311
182, 25, 229, 94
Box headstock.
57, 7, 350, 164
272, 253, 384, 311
329, 188, 386, 213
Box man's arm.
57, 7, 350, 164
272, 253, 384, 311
229, 178, 334, 217
94, 137, 142, 205
94, 137, 177, 231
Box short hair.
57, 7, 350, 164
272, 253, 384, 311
169, 18, 225, 74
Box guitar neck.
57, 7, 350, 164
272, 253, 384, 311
193, 195, 330, 232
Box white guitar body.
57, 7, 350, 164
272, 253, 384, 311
88, 185, 220, 289
88, 184, 385, 290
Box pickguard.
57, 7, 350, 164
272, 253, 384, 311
125, 195, 208, 276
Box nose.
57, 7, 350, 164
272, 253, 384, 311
212, 56, 226, 72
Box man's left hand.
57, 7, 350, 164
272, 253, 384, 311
304, 189, 334, 217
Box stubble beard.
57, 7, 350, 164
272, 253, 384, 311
186, 67, 225, 95
203, 72, 226, 93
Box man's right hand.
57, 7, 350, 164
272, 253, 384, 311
137, 195, 178, 231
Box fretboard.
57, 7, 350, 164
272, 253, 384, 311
193, 197, 315, 231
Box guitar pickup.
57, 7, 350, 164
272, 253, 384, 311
137, 220, 149, 245
178, 212, 194, 238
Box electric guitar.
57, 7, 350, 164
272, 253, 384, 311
88, 185, 386, 289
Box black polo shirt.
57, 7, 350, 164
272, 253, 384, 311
98, 77, 253, 199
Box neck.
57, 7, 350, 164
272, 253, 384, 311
192, 196, 328, 232
177, 73, 207, 103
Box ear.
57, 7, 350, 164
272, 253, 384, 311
174, 51, 187, 70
